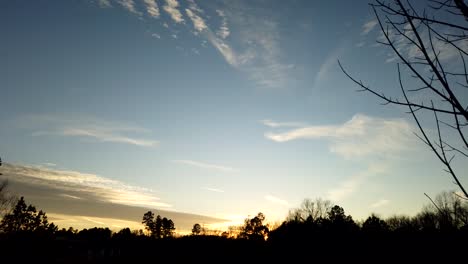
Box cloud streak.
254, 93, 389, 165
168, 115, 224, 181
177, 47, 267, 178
182, 2, 293, 88
265, 195, 289, 206
94, 1, 292, 89
98, 0, 112, 8
2, 163, 171, 208
260, 119, 305, 128
327, 163, 388, 202
202, 187, 225, 193
314, 46, 345, 88
361, 19, 378, 35
23, 114, 158, 147
264, 114, 414, 159
61, 128, 158, 147
370, 199, 390, 208
216, 10, 230, 39
1, 163, 227, 232
172, 160, 234, 172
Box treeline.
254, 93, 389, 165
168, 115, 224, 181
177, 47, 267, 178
0, 192, 467, 262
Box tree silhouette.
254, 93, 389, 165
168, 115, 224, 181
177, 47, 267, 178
339, 0, 468, 198
0, 196, 56, 233
161, 217, 175, 238
0, 156, 14, 218
287, 198, 332, 223
141, 211, 174, 239
362, 214, 390, 233
192, 223, 202, 235
142, 210, 155, 236
386, 215, 417, 233
154, 214, 162, 239
327, 205, 358, 232
424, 191, 468, 230
239, 212, 269, 240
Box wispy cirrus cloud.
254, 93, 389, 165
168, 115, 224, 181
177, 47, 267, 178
187, 0, 203, 14
265, 195, 289, 206
172, 160, 234, 172
313, 45, 345, 88
61, 128, 157, 147
370, 199, 390, 208
182, 3, 293, 88
94, 1, 292, 89
98, 0, 112, 8
264, 114, 414, 159
216, 10, 230, 39
21, 114, 158, 147
373, 18, 468, 65
163, 0, 184, 23
327, 163, 388, 202
2, 163, 171, 208
264, 114, 415, 202
143, 0, 160, 18
202, 187, 225, 193
118, 0, 142, 16
361, 19, 378, 35
356, 41, 365, 48
260, 119, 305, 128
2, 163, 228, 232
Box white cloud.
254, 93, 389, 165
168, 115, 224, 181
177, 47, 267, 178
184, 3, 292, 88
172, 160, 234, 172
152, 33, 161, 39
327, 163, 388, 202
375, 21, 468, 66
202, 187, 225, 193
94, 1, 291, 89
191, 48, 200, 55
62, 128, 158, 147
2, 163, 171, 208
327, 175, 361, 202
187, 0, 203, 14
98, 0, 112, 8
361, 19, 378, 35
260, 119, 305, 128
43, 162, 57, 167
118, 0, 142, 15
356, 42, 365, 48
264, 114, 414, 159
216, 10, 230, 39
314, 46, 344, 88
265, 195, 289, 206
370, 199, 390, 208
163, 0, 184, 23
185, 9, 207, 32
143, 0, 160, 18
60, 194, 82, 200
238, 18, 294, 88
205, 30, 239, 66
22, 114, 158, 148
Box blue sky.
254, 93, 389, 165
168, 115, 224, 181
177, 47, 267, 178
1, 0, 467, 232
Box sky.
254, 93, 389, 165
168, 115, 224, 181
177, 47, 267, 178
1, 0, 467, 233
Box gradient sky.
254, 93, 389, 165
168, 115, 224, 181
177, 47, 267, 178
1, 0, 467, 232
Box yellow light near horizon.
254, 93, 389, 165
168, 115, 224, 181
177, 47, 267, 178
47, 213, 145, 231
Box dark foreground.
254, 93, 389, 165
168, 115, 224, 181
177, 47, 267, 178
1, 231, 466, 263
